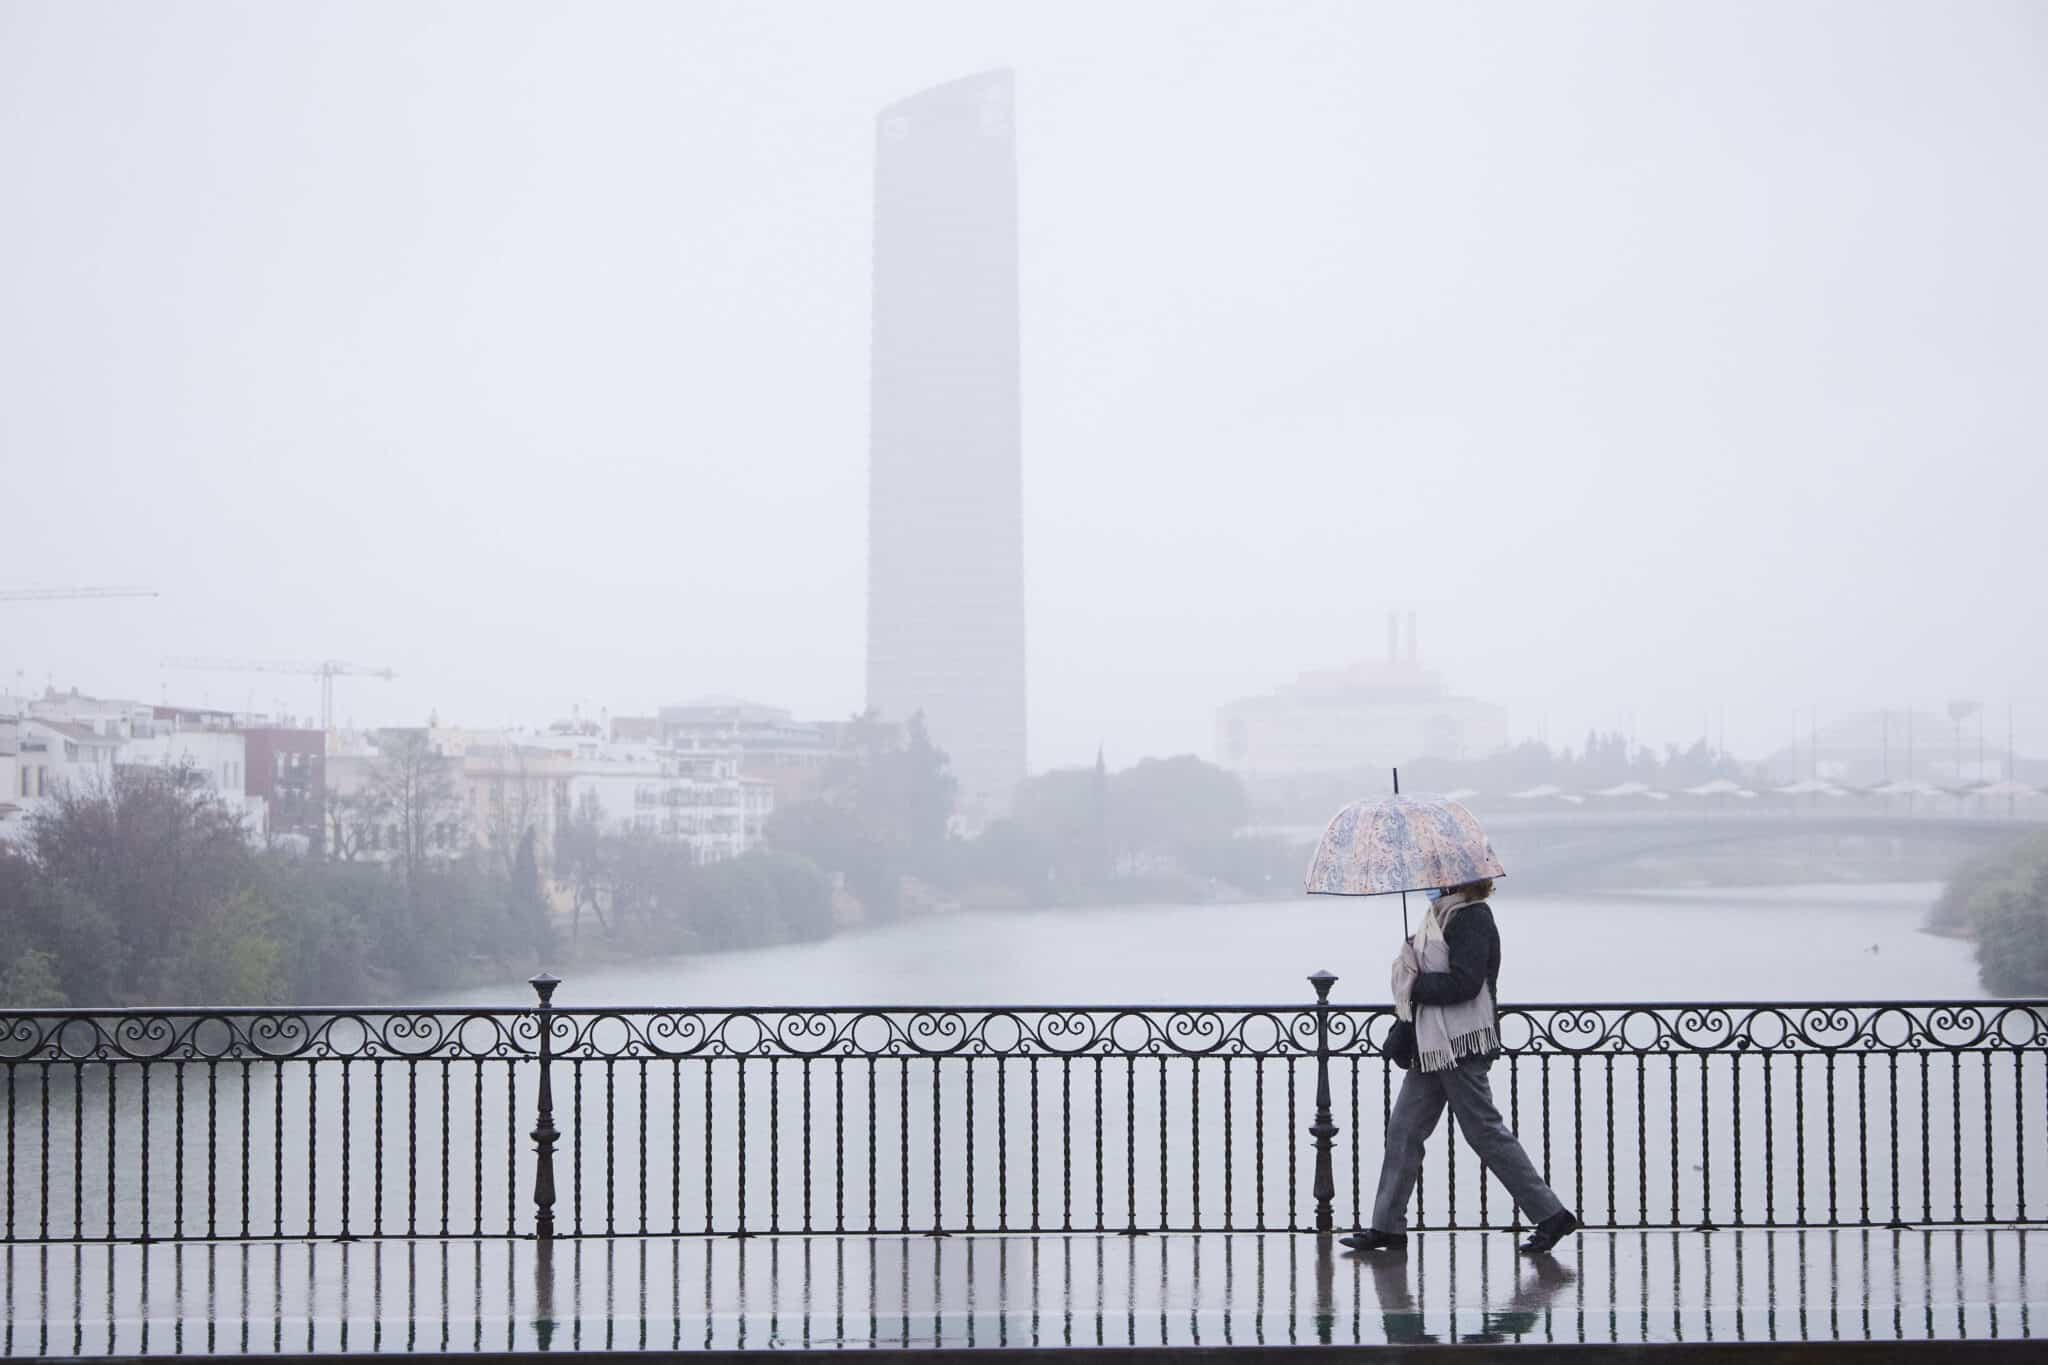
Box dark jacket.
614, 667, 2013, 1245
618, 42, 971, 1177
1408, 900, 1501, 1009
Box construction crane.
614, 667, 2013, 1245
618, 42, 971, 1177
0, 586, 158, 602
163, 658, 397, 733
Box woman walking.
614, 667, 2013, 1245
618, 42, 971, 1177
1340, 877, 1580, 1254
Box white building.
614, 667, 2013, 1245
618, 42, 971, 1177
545, 733, 756, 865
323, 721, 769, 873
117, 728, 262, 829
0, 719, 22, 844
1216, 615, 1508, 777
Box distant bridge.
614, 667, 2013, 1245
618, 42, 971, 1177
1253, 809, 2046, 889
1480, 810, 2039, 888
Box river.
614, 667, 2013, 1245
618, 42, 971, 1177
444, 881, 1981, 1008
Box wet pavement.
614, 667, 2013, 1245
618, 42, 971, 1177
2, 1228, 2040, 1356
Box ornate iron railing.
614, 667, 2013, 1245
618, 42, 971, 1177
0, 980, 2042, 1243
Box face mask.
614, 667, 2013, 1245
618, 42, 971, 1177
1423, 888, 1445, 903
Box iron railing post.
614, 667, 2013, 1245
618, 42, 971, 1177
1309, 970, 1339, 1233
529, 972, 561, 1241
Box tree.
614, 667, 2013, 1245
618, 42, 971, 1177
1965, 840, 2048, 996
0, 949, 66, 1009
1106, 756, 1248, 867
481, 743, 548, 878
368, 728, 462, 919
29, 765, 254, 999
554, 788, 613, 940
161, 891, 284, 1005
766, 709, 958, 919
510, 829, 554, 961
0, 842, 116, 1004
324, 785, 387, 862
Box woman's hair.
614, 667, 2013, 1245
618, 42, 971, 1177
1452, 877, 1495, 900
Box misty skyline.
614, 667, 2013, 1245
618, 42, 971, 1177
3, 2, 2045, 771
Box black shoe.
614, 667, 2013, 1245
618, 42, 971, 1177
1338, 1228, 1407, 1252
1518, 1210, 1580, 1254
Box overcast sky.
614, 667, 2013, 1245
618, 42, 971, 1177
3, 1, 2044, 770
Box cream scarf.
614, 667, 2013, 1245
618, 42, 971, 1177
1390, 888, 1500, 1073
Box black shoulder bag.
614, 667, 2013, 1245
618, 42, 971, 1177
1382, 1017, 1417, 1071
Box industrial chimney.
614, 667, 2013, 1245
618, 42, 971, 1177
1407, 611, 1418, 665
1386, 612, 1399, 665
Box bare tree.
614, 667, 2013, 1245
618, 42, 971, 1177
482, 741, 544, 877
554, 788, 612, 942
323, 786, 386, 863
368, 728, 461, 916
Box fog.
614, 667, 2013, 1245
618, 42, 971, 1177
3, 0, 2045, 767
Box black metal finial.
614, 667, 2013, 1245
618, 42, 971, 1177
529, 972, 560, 1008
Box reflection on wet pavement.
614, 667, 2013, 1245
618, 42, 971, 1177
1, 1228, 2038, 1354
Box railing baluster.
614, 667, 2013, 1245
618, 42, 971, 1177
1983, 1049, 1996, 1223
965, 1056, 977, 1233
832, 1055, 845, 1234
394, 1057, 417, 1236
998, 1056, 1011, 1232
1255, 1056, 1268, 1231
2014, 1050, 2026, 1222
1951, 1050, 1963, 1224
72, 1060, 83, 1241
864, 1057, 876, 1234
1826, 1052, 1839, 1226
1091, 1055, 1103, 1232
1120, 1056, 1133, 1232
1601, 1052, 1614, 1228
1858, 1051, 1871, 1226
637, 1057, 649, 1235
1033, 1057, 1047, 1231
672, 1058, 684, 1236
1187, 1057, 1199, 1232
1698, 1051, 1711, 1228
897, 1058, 909, 1232
1794, 1051, 1807, 1225
473, 1060, 485, 1239
105, 1063, 117, 1242
1156, 1057, 1167, 1230
932, 1056, 944, 1232
137, 1066, 148, 1241
360, 1057, 372, 1239
802, 1056, 814, 1234
605, 1056, 618, 1236
1632, 1052, 1644, 1230
1221, 1055, 1233, 1231
706, 1059, 717, 1234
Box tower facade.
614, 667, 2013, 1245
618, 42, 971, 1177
865, 70, 1025, 821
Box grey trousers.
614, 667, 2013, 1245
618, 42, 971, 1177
1368, 1054, 1565, 1233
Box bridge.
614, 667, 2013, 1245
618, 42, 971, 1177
1, 980, 2043, 1358
1254, 810, 2047, 891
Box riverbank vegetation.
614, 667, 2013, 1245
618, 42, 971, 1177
767, 719, 1294, 914
0, 766, 554, 1007
1930, 834, 2048, 996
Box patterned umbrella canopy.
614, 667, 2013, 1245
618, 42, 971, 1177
1304, 793, 1506, 897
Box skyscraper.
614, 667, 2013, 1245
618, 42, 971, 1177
866, 70, 1025, 822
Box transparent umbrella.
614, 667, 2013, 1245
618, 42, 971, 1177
1305, 769, 1506, 937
